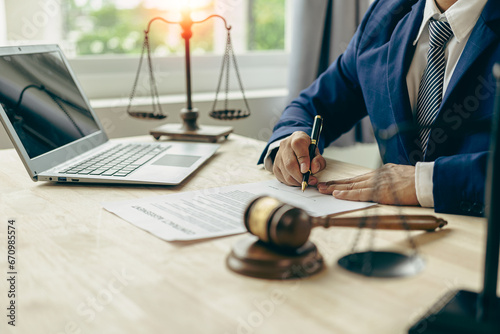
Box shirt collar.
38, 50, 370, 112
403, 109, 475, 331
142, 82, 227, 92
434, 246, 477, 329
413, 0, 488, 45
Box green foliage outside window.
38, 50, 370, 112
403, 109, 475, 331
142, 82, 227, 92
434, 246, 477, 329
63, 0, 285, 56
248, 0, 285, 51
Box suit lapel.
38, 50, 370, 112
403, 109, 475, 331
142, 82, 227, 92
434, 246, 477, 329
386, 0, 425, 164
441, 0, 500, 110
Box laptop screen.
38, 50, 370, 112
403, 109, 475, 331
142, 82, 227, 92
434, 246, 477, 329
0, 50, 99, 159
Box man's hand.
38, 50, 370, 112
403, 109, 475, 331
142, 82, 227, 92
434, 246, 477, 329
317, 163, 419, 205
273, 131, 327, 187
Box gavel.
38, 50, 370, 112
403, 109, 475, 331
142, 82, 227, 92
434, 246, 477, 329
244, 196, 448, 251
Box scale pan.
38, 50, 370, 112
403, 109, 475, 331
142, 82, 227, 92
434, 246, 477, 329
127, 111, 167, 120
338, 251, 425, 278
210, 109, 250, 120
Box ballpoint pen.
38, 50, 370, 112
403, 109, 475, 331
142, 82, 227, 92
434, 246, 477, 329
302, 115, 323, 192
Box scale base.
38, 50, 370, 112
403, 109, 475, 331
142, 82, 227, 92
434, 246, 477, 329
226, 236, 324, 280
150, 123, 233, 143
338, 251, 425, 278
409, 290, 500, 334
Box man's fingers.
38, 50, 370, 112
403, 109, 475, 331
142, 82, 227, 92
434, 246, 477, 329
318, 179, 372, 193
290, 132, 311, 173
311, 152, 326, 174
284, 173, 301, 186
275, 151, 302, 185
271, 130, 328, 188
272, 164, 285, 184
281, 148, 303, 184
319, 172, 374, 186
332, 188, 374, 202
318, 163, 418, 206
334, 172, 373, 184
308, 175, 318, 186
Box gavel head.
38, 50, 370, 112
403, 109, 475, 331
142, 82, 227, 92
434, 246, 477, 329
244, 196, 312, 250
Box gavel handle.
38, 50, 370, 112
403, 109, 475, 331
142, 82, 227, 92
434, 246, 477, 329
311, 215, 447, 231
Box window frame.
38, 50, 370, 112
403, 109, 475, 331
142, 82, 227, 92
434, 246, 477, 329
69, 50, 289, 101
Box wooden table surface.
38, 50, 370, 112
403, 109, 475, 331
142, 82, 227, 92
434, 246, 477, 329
0, 134, 490, 334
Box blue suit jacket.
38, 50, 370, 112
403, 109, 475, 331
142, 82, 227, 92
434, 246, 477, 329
259, 0, 500, 216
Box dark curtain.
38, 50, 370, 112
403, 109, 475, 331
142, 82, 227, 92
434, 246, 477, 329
287, 0, 374, 146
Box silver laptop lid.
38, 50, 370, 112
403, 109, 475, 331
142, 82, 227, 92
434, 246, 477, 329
0, 45, 108, 180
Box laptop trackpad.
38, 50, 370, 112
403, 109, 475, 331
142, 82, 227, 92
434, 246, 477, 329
153, 154, 201, 168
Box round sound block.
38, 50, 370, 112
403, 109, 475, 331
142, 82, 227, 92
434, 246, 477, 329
338, 251, 425, 278
226, 235, 324, 280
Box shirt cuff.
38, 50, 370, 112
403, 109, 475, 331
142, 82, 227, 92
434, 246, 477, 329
415, 161, 435, 208
262, 139, 285, 172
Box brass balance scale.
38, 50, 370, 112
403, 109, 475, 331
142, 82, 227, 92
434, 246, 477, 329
127, 9, 250, 143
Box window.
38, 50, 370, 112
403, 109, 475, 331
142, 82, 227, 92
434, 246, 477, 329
0, 0, 290, 99
3, 0, 287, 55
63, 0, 286, 56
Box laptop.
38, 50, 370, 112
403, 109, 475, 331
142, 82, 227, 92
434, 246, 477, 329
0, 44, 219, 185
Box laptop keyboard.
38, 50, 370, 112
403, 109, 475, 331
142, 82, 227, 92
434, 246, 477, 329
58, 143, 170, 177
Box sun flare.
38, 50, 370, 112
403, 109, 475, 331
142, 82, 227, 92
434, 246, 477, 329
143, 0, 213, 11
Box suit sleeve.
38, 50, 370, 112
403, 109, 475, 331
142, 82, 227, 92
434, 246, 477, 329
433, 152, 488, 216
257, 1, 381, 164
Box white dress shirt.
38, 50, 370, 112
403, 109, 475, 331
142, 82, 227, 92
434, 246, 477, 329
263, 0, 487, 208
407, 0, 487, 207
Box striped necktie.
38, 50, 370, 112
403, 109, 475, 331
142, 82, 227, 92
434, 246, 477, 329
416, 19, 454, 154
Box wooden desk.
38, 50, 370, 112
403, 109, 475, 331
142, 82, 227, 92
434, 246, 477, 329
0, 134, 489, 334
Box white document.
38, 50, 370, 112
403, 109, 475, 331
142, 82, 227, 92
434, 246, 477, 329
102, 180, 374, 241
